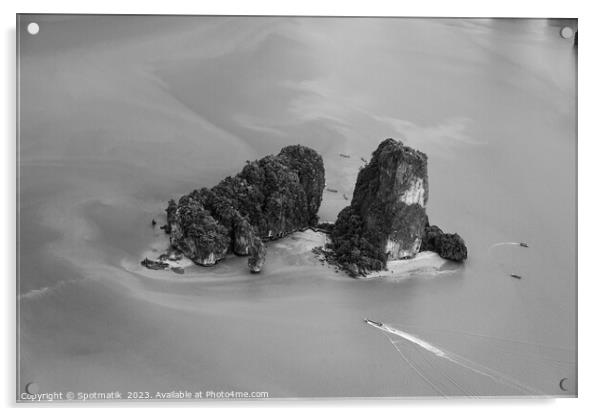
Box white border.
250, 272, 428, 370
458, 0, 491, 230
3, 0, 599, 414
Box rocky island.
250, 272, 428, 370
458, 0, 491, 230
161, 145, 325, 272
151, 138, 466, 277
325, 138, 467, 277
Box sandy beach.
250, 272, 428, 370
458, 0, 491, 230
133, 228, 452, 282
362, 252, 453, 280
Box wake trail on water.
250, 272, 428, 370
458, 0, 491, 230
487, 242, 522, 258
396, 322, 575, 354
490, 242, 521, 249
373, 322, 545, 396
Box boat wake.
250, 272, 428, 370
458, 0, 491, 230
489, 242, 522, 249
487, 241, 531, 279
365, 320, 558, 397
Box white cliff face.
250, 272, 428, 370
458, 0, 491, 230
197, 252, 216, 266
384, 177, 426, 260
169, 222, 182, 245
399, 178, 426, 207
386, 237, 422, 260
234, 238, 250, 255
196, 249, 229, 266
180, 236, 227, 266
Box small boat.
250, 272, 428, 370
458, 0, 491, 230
326, 188, 338, 193
519, 242, 529, 248
339, 153, 351, 158
364, 318, 383, 327
510, 273, 522, 279
171, 266, 185, 275
361, 157, 367, 163
151, 219, 157, 227
343, 194, 348, 200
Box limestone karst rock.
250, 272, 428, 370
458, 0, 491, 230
328, 138, 466, 276
161, 138, 465, 277
328, 139, 429, 275
420, 223, 468, 262
164, 145, 325, 272
248, 236, 267, 273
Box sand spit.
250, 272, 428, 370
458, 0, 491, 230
133, 227, 451, 282
361, 252, 450, 279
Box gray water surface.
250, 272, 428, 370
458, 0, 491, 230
18, 16, 576, 399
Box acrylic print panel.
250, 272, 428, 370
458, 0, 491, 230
17, 15, 577, 401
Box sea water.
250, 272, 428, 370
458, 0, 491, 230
18, 16, 576, 398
